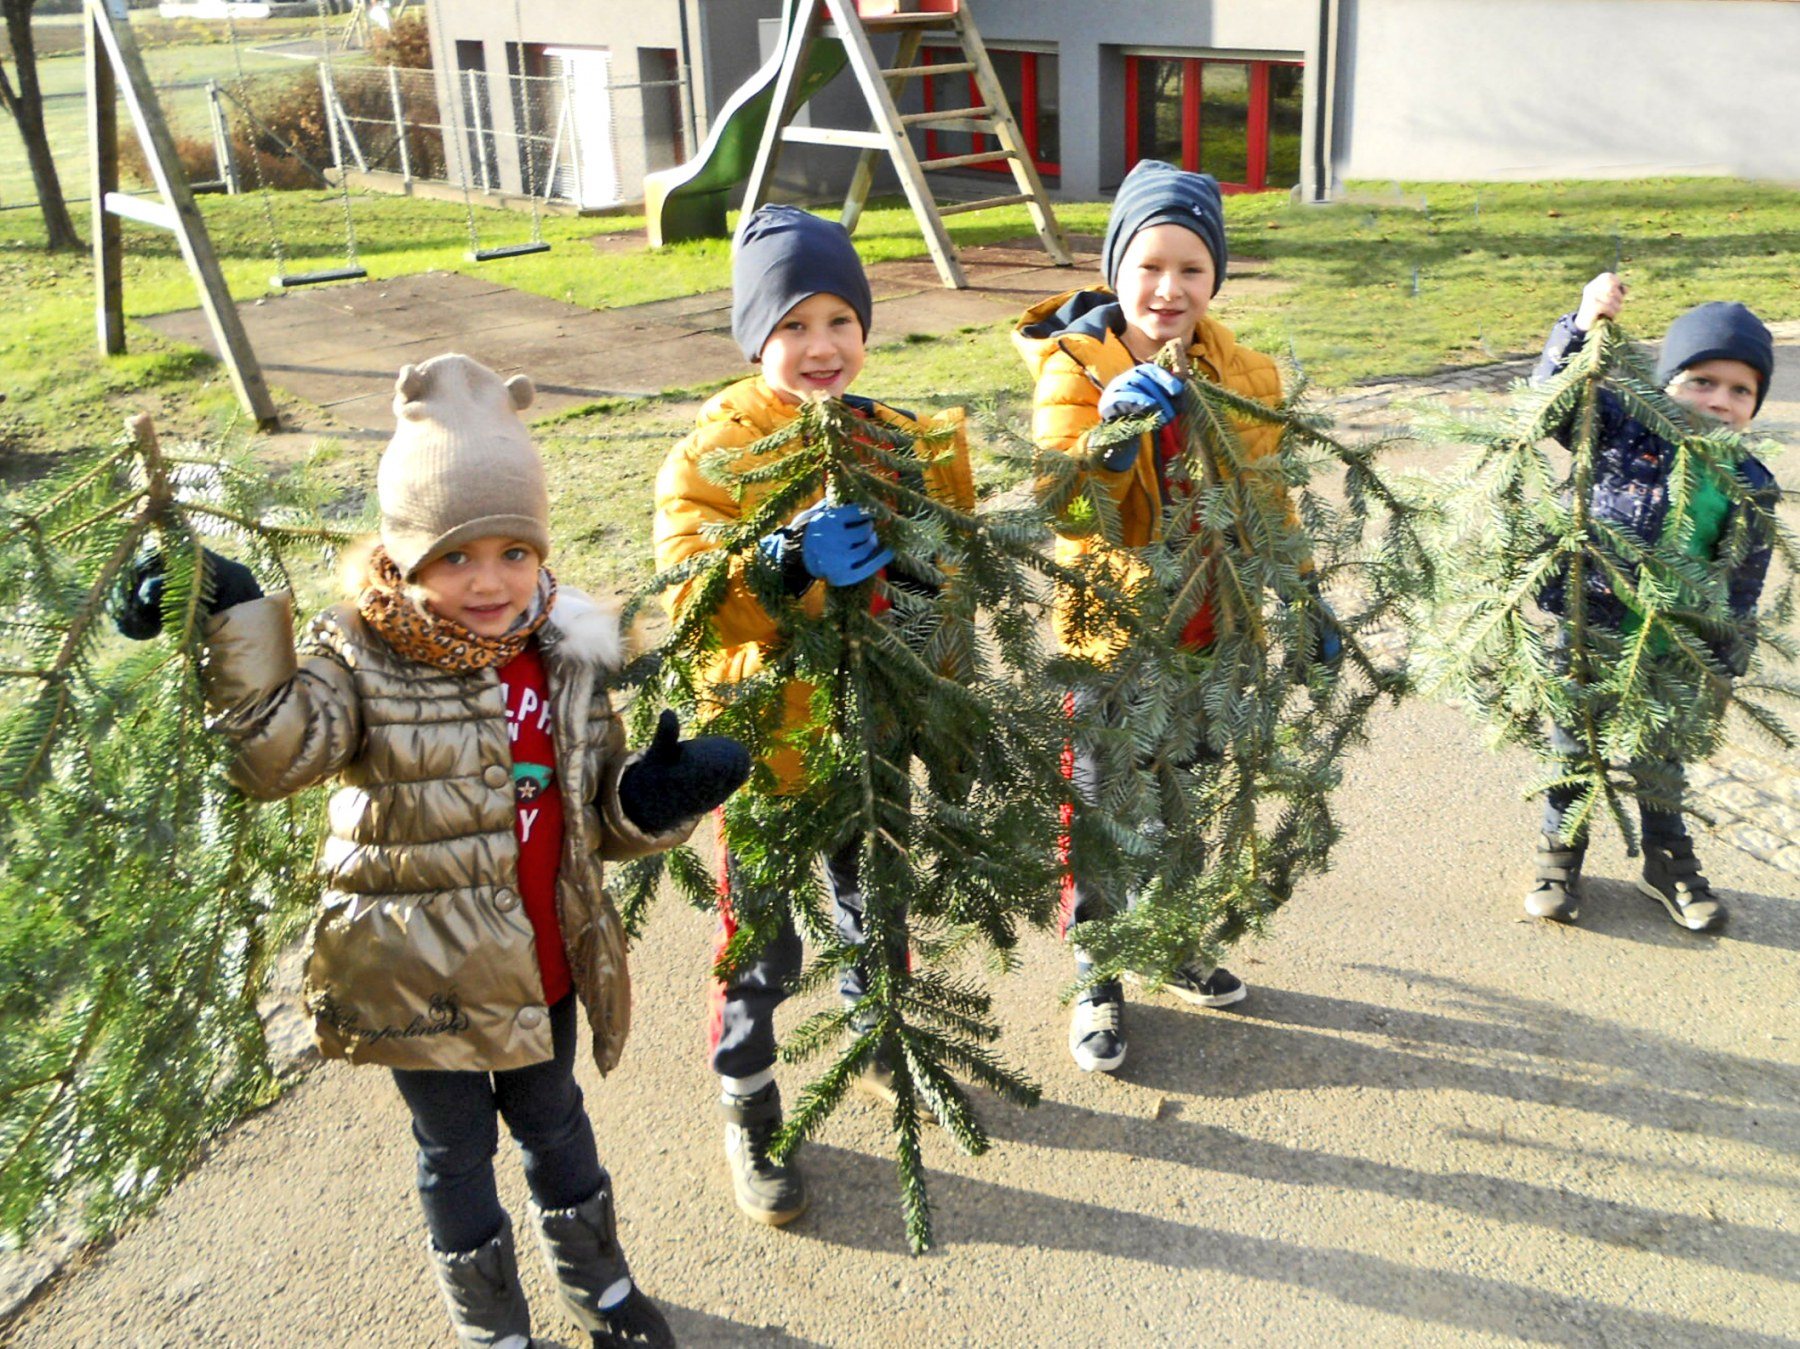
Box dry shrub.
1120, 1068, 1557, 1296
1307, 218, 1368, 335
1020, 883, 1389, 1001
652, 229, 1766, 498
369, 13, 432, 69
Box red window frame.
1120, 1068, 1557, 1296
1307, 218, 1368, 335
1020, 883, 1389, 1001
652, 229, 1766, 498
920, 46, 1060, 178
1123, 54, 1300, 194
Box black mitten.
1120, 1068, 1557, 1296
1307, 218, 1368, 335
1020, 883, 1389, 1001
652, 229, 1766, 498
114, 549, 263, 640
615, 709, 751, 835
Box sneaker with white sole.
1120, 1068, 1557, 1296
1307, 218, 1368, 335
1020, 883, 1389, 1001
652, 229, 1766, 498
1638, 837, 1726, 932
1157, 962, 1248, 1008
719, 1082, 807, 1226
1068, 980, 1127, 1073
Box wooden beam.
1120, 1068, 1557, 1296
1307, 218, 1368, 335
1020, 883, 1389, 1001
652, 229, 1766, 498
85, 0, 277, 429
87, 5, 124, 355
103, 191, 179, 232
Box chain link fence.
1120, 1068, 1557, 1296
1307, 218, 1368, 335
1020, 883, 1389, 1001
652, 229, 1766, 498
4, 22, 688, 213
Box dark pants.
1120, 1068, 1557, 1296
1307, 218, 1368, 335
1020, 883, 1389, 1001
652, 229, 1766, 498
390, 994, 602, 1254
1061, 689, 1212, 963
1541, 720, 1688, 845
707, 831, 872, 1080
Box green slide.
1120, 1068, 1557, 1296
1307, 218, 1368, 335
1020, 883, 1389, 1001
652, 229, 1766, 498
646, 3, 849, 246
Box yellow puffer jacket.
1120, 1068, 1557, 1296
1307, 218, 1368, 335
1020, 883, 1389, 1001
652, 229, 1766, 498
654, 376, 974, 791
200, 584, 694, 1075
1013, 287, 1294, 659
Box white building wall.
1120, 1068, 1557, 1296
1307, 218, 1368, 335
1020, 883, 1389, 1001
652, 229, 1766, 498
1337, 0, 1800, 181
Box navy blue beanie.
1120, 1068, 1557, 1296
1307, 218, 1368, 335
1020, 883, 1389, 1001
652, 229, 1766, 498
1656, 301, 1775, 414
731, 206, 874, 362
1101, 160, 1228, 296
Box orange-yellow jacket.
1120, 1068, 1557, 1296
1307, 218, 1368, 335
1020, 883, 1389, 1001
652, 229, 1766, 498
654, 375, 974, 791
1012, 287, 1297, 659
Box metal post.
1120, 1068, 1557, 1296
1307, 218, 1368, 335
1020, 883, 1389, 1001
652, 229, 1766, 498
468, 69, 490, 192
563, 67, 583, 208
206, 80, 240, 193
386, 62, 411, 183
319, 64, 346, 177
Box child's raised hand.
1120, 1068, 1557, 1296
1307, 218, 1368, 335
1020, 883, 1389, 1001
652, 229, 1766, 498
113, 549, 264, 640
1576, 273, 1626, 332
615, 709, 751, 835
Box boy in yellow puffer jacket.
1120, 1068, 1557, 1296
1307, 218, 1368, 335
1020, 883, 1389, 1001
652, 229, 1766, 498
1015, 159, 1326, 1074
653, 206, 973, 1228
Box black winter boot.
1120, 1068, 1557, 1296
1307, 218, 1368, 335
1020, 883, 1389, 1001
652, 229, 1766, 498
530, 1176, 675, 1349
1524, 832, 1585, 923
1639, 837, 1726, 932
719, 1081, 807, 1226
425, 1213, 533, 1349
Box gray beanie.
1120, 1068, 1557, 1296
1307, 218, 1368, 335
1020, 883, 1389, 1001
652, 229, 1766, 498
377, 353, 550, 578
1655, 301, 1775, 415
731, 205, 874, 362
1101, 159, 1228, 296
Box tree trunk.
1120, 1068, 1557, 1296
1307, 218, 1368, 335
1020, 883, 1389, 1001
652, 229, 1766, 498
0, 0, 82, 251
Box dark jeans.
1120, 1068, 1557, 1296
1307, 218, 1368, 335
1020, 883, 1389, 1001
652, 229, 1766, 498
1541, 720, 1688, 845
1061, 689, 1214, 963
390, 993, 602, 1254
708, 835, 872, 1080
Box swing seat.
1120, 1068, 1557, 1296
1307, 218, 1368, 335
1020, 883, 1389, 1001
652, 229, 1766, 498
467, 242, 552, 262
275, 266, 369, 288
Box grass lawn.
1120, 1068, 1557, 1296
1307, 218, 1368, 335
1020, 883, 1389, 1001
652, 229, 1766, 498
2, 176, 1795, 538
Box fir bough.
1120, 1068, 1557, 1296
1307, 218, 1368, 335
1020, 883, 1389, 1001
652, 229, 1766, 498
0, 416, 342, 1241
1044, 341, 1429, 989
615, 396, 1070, 1252
1414, 319, 1797, 847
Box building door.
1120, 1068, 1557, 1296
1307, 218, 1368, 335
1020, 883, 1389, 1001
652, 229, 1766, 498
541, 46, 620, 208
1124, 54, 1302, 193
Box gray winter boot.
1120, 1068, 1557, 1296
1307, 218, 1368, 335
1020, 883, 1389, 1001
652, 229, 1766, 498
530, 1176, 675, 1349
1524, 832, 1585, 922
1639, 836, 1727, 932
425, 1213, 533, 1349
719, 1080, 807, 1226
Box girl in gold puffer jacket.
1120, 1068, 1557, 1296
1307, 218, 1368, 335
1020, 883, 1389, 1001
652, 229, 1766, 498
119, 355, 748, 1349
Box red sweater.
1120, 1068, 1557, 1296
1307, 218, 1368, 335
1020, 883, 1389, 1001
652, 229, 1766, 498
499, 643, 571, 1006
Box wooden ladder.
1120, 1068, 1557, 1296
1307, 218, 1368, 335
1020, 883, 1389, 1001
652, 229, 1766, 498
738, 0, 1072, 289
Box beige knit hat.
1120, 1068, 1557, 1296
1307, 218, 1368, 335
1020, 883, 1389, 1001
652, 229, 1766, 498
377, 353, 551, 578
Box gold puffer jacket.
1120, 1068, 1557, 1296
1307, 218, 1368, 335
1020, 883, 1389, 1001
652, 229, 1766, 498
200, 585, 693, 1075
653, 376, 974, 792
1013, 287, 1296, 659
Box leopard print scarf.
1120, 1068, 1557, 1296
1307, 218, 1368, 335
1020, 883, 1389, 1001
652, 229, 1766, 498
357, 545, 557, 674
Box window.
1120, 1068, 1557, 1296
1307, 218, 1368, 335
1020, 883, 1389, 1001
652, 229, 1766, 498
638, 48, 687, 171
1123, 54, 1303, 193
919, 46, 1059, 179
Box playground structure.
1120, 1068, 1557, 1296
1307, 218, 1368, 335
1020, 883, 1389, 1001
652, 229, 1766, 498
646, 0, 1070, 289
86, 0, 278, 427
82, 0, 568, 428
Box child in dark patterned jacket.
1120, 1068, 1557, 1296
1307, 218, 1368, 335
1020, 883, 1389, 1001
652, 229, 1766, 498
1525, 272, 1779, 932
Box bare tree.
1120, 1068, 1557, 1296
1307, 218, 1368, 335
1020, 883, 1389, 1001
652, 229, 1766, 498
0, 0, 81, 251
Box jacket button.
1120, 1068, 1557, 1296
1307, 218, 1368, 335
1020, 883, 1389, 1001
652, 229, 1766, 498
483, 765, 510, 789
516, 1006, 544, 1029
493, 887, 518, 912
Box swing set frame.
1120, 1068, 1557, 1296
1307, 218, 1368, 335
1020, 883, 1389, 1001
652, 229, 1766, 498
86, 0, 278, 428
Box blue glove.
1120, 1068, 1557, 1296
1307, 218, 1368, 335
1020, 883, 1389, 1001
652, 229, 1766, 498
1307, 581, 1344, 671
113, 549, 263, 640
1096, 364, 1185, 471
798, 501, 893, 588
1099, 364, 1184, 425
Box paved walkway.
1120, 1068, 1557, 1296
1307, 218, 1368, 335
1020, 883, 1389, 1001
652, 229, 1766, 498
5, 695, 1795, 1347
12, 273, 1792, 1348
137, 237, 1103, 434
